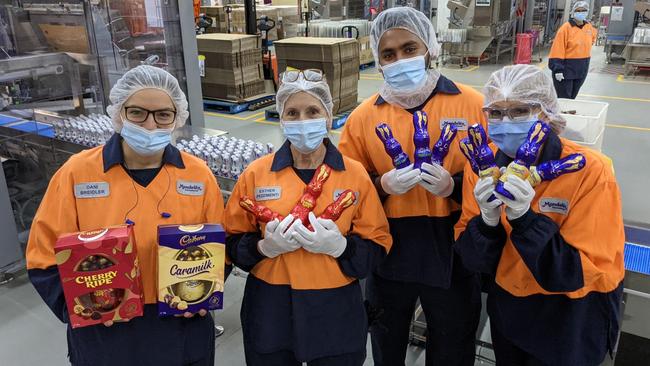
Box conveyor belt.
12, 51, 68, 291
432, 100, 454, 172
625, 243, 650, 275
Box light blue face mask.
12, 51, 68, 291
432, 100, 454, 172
120, 120, 173, 156
573, 11, 588, 22
488, 118, 538, 158
282, 118, 328, 154
381, 55, 427, 90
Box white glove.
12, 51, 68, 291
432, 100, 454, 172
555, 73, 564, 82
257, 215, 302, 258
474, 177, 503, 227
292, 212, 347, 258
419, 162, 454, 197
493, 175, 535, 221
380, 164, 421, 195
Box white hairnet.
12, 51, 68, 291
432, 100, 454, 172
276, 73, 334, 124
483, 64, 566, 134
106, 65, 189, 132
572, 1, 589, 13
370, 7, 441, 66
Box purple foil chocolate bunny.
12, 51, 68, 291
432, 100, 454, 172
376, 123, 411, 169
468, 124, 501, 182
459, 137, 480, 174
495, 121, 551, 200
412, 110, 432, 169
528, 153, 586, 186
431, 123, 458, 166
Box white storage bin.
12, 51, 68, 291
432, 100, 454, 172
558, 98, 608, 151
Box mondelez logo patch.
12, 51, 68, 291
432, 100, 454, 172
539, 198, 570, 215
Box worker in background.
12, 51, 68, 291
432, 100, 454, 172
26, 65, 224, 365
224, 69, 392, 366
338, 7, 485, 366
455, 64, 624, 366
549, 1, 597, 99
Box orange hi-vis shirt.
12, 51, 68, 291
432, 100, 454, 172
26, 134, 225, 304
338, 75, 487, 287
339, 77, 486, 220
223, 143, 392, 290
454, 137, 624, 299
549, 20, 597, 79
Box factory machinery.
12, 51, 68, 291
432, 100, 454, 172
0, 0, 214, 283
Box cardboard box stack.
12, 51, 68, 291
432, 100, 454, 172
197, 33, 266, 101
274, 37, 359, 114
297, 20, 374, 66
200, 5, 300, 40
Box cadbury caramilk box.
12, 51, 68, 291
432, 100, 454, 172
55, 226, 144, 328
157, 224, 225, 316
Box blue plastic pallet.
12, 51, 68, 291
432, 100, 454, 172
360, 61, 375, 70
264, 109, 351, 130
204, 94, 275, 114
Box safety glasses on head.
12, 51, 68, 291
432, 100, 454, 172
124, 106, 177, 126
281, 69, 324, 84
482, 103, 541, 122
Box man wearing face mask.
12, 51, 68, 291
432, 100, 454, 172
455, 65, 624, 366
338, 7, 486, 366
26, 65, 225, 365
549, 1, 597, 99
224, 69, 392, 366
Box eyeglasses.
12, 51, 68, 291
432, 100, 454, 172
482, 104, 540, 122
124, 106, 177, 126
281, 69, 324, 83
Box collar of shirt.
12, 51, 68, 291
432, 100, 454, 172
494, 130, 563, 168
102, 133, 185, 172
374, 74, 461, 106
569, 18, 588, 29
270, 138, 345, 172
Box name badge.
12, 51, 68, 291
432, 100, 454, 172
333, 189, 359, 204
440, 119, 468, 131
539, 198, 570, 215
177, 181, 205, 196
74, 182, 110, 199
255, 186, 281, 201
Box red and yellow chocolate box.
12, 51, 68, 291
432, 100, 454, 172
55, 225, 144, 328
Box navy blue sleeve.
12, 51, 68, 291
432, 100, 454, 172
226, 232, 265, 272
509, 210, 584, 292
548, 58, 565, 74
337, 234, 386, 279
454, 215, 507, 275
449, 172, 464, 205
28, 266, 69, 323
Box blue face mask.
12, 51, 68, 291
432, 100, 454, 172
381, 55, 427, 90
488, 119, 538, 158
573, 11, 588, 22
282, 118, 328, 154
120, 120, 173, 156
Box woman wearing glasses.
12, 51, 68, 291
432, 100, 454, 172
224, 69, 392, 366
26, 65, 224, 365
454, 65, 624, 366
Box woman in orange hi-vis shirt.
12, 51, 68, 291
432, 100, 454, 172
224, 69, 391, 366
454, 65, 624, 366
25, 66, 224, 365
549, 1, 597, 99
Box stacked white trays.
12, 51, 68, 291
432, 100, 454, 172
558, 99, 609, 151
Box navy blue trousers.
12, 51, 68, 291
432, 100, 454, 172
244, 349, 365, 366
366, 262, 481, 366
553, 77, 586, 99
68, 305, 215, 366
